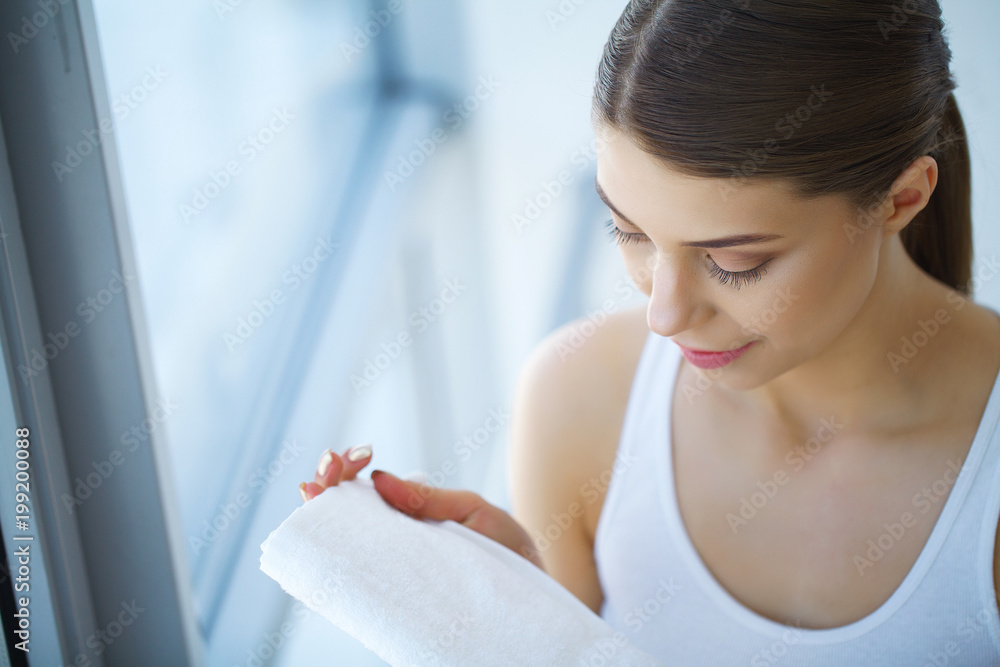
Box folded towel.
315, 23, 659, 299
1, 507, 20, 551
259, 478, 665, 667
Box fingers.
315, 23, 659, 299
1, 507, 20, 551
300, 481, 325, 502
371, 470, 483, 522
369, 470, 544, 569
339, 444, 372, 481
301, 443, 374, 503
314, 449, 344, 487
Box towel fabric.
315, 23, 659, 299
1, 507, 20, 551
259, 478, 665, 667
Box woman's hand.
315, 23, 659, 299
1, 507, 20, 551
299, 443, 374, 501
298, 444, 545, 571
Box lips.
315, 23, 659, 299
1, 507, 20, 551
675, 340, 755, 370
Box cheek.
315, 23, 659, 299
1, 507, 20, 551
807, 236, 879, 320
742, 242, 875, 344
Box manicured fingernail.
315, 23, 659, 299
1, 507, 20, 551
317, 450, 333, 477
347, 444, 372, 462
299, 482, 308, 502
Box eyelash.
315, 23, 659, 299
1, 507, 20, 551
603, 218, 771, 290
707, 257, 771, 290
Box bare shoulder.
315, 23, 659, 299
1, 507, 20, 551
967, 302, 1000, 613
511, 304, 650, 492
976, 303, 1000, 618
508, 304, 649, 611
951, 300, 1000, 616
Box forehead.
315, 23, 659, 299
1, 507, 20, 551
593, 125, 835, 236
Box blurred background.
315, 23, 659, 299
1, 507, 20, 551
0, 0, 995, 665
89, 1, 646, 664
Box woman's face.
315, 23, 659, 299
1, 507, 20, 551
594, 124, 888, 391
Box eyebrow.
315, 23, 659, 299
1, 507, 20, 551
594, 178, 783, 249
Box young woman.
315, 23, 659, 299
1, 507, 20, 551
301, 0, 1000, 662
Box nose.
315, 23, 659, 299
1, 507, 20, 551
644, 254, 708, 338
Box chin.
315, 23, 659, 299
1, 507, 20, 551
680, 354, 759, 398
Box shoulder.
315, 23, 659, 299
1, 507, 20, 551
947, 300, 1000, 616
515, 304, 650, 413
509, 304, 650, 543
507, 305, 650, 611
511, 305, 650, 457
964, 303, 1000, 613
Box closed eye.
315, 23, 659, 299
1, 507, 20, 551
605, 218, 771, 290
706, 256, 771, 290
604, 218, 647, 246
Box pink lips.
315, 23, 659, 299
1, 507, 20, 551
676, 341, 755, 370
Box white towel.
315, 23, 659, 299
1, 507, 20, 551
259, 478, 665, 667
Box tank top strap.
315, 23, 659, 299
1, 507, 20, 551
595, 331, 679, 545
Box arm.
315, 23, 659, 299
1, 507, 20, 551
509, 306, 650, 614
508, 328, 617, 613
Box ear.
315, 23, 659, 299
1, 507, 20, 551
881, 156, 938, 237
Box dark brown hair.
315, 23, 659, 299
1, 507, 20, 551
594, 0, 973, 294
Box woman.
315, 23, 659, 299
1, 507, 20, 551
301, 0, 1000, 662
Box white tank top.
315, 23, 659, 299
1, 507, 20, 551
595, 328, 1000, 665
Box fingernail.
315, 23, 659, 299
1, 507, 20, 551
371, 469, 385, 479
347, 443, 372, 462
299, 482, 308, 502
317, 449, 333, 477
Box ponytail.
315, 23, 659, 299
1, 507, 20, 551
899, 93, 973, 295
